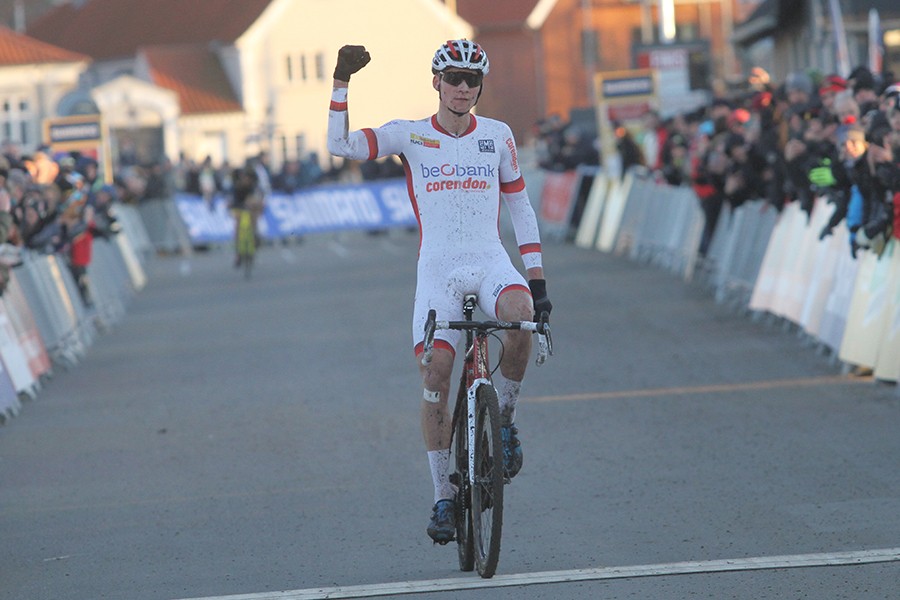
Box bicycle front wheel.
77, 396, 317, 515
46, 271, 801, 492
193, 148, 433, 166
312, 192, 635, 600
470, 383, 504, 578
453, 385, 474, 572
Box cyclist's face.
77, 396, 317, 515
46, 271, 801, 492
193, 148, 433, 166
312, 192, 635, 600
435, 69, 481, 113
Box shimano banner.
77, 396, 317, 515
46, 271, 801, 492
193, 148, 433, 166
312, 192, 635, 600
175, 179, 416, 244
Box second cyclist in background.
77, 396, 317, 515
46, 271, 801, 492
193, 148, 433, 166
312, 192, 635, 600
327, 40, 553, 544
229, 162, 263, 269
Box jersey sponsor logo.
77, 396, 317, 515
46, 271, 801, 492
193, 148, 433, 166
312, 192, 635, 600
420, 163, 496, 178
424, 177, 491, 192
478, 139, 495, 153
410, 133, 440, 148
505, 138, 519, 171
419, 162, 495, 193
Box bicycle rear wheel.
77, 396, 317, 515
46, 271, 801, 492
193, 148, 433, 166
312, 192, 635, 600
470, 383, 503, 578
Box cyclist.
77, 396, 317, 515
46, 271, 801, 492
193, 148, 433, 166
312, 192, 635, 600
229, 162, 263, 268
327, 40, 552, 544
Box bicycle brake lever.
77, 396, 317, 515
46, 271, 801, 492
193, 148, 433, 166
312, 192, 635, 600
535, 335, 548, 366
535, 313, 553, 366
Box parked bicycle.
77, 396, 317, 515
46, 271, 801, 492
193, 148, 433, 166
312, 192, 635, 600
421, 294, 552, 578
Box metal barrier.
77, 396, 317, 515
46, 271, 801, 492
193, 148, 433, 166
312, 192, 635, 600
1, 206, 150, 425
136, 197, 193, 255
542, 171, 900, 385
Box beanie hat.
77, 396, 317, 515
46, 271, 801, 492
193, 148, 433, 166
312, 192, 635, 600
785, 72, 813, 96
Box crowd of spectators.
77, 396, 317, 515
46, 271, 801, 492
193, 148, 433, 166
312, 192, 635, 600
535, 65, 900, 261
172, 150, 406, 209
0, 142, 123, 304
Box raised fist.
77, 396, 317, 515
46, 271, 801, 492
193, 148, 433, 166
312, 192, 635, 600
334, 45, 371, 82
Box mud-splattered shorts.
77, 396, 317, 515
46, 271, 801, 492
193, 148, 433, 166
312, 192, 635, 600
412, 247, 529, 358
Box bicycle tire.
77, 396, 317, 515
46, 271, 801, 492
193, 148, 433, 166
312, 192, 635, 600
470, 383, 503, 578
453, 386, 474, 572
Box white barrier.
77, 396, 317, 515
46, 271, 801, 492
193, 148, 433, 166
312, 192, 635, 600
0, 206, 149, 425
541, 172, 900, 385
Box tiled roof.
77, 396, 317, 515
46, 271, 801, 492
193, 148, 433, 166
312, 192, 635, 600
142, 44, 242, 115
0, 24, 88, 66
28, 0, 273, 61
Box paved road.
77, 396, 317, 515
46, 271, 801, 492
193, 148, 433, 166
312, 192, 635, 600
1, 231, 898, 600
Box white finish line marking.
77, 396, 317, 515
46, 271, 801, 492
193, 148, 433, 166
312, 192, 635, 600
173, 547, 900, 600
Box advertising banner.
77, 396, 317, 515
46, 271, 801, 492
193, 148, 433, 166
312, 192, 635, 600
175, 178, 418, 244
43, 115, 113, 183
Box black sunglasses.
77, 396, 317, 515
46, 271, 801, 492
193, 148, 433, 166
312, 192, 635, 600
441, 71, 483, 88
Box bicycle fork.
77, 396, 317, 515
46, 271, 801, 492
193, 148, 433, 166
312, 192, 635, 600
466, 377, 490, 486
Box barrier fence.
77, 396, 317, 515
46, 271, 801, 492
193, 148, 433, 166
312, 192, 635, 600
544, 167, 900, 387
0, 204, 149, 424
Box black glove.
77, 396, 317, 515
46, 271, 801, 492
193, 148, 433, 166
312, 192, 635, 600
333, 45, 371, 82
528, 279, 552, 322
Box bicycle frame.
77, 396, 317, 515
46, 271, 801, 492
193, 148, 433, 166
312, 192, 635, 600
462, 296, 490, 488
424, 294, 552, 486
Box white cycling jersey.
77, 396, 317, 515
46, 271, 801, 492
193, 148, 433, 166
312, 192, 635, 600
328, 87, 543, 355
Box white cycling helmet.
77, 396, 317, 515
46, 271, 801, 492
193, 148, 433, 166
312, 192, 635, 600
431, 39, 489, 75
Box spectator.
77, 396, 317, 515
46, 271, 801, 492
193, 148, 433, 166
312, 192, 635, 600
613, 122, 645, 179
274, 159, 304, 193
198, 155, 219, 211
557, 125, 600, 170
819, 74, 849, 117
660, 133, 691, 186
640, 110, 667, 170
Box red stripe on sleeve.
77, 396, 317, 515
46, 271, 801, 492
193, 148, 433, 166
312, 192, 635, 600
362, 128, 378, 160
519, 243, 541, 256
330, 100, 348, 111
500, 177, 526, 193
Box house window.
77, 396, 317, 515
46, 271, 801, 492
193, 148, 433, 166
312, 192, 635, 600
315, 52, 325, 80
300, 54, 308, 81
1, 97, 30, 144
286, 55, 293, 82
678, 22, 698, 42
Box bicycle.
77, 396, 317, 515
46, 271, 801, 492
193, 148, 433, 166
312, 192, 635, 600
421, 294, 552, 578
234, 207, 258, 280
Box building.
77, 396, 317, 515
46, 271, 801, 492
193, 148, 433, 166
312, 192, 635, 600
27, 0, 471, 171
0, 25, 87, 152
732, 0, 900, 83
455, 0, 761, 143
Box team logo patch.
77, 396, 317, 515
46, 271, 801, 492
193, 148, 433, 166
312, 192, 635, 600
478, 139, 495, 153
411, 133, 440, 148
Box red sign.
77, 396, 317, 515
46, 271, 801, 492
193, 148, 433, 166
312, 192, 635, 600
539, 171, 579, 224
607, 102, 652, 122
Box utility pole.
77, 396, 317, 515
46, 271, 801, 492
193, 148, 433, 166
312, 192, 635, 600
582, 0, 597, 106
13, 0, 25, 32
